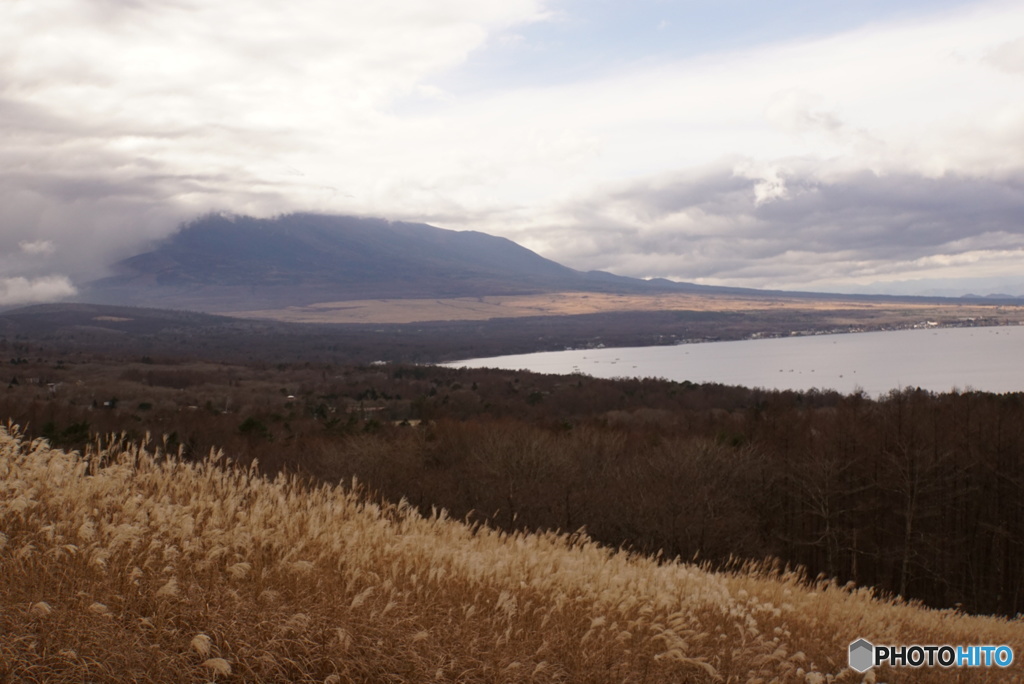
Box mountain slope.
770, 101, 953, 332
84, 213, 694, 311
5, 428, 1023, 682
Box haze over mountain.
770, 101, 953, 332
83, 213, 736, 312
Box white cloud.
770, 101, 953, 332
733, 162, 793, 206
0, 276, 77, 306
19, 240, 55, 256
762, 90, 845, 136
986, 36, 1024, 74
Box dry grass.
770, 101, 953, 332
221, 291, 1024, 325
2, 425, 1022, 683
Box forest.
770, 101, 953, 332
3, 344, 1023, 619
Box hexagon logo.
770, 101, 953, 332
849, 638, 875, 673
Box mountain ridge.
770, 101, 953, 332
85, 213, 716, 311
79, 212, 1023, 315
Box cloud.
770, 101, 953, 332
734, 162, 793, 206
0, 0, 550, 284
532, 161, 1024, 291
0, 276, 77, 306
762, 90, 846, 136
19, 240, 55, 256
1, 0, 1023, 297
986, 36, 1024, 74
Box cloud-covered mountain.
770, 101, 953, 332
5, 2, 1024, 301
82, 213, 724, 311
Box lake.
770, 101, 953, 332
445, 325, 1024, 397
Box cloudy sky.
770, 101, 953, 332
2, 0, 1024, 304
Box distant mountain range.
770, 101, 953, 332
9, 212, 1023, 362
80, 212, 1021, 314
81, 213, 756, 311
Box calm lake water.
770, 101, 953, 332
446, 325, 1024, 397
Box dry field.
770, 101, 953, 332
2, 426, 1023, 683
223, 291, 1024, 326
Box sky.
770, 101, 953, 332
2, 0, 1024, 305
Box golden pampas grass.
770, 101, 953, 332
0, 425, 1020, 683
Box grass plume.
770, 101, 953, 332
1, 425, 1021, 682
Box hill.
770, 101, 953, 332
3, 426, 1021, 682
82, 213, 723, 311
76, 212, 1024, 321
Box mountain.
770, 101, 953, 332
83, 213, 715, 311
